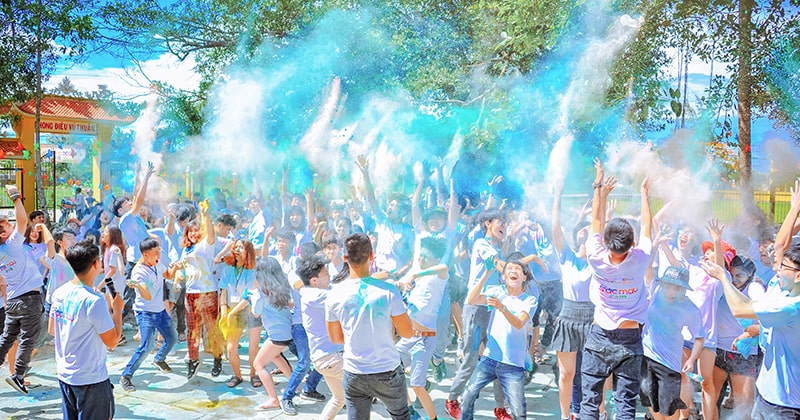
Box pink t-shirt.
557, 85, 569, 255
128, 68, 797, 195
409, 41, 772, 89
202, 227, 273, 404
586, 232, 651, 329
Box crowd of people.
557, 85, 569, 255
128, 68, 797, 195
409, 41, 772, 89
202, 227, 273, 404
0, 156, 798, 420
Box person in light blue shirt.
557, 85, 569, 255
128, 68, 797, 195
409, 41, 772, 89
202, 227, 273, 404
461, 259, 538, 420
701, 244, 800, 419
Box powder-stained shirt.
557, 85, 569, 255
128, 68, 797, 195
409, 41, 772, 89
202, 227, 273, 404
483, 285, 538, 368
45, 254, 76, 305
130, 261, 167, 313
50, 281, 114, 386
753, 288, 800, 408
0, 230, 44, 300
586, 232, 651, 329
642, 283, 703, 372
325, 276, 407, 374
559, 246, 592, 302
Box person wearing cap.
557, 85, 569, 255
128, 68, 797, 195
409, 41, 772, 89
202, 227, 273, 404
579, 160, 653, 420
640, 265, 704, 420
394, 236, 449, 420
297, 254, 346, 420
712, 255, 765, 415
698, 181, 800, 419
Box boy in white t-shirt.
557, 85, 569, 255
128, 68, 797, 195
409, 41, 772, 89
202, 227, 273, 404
49, 238, 123, 418
461, 259, 538, 420
580, 160, 652, 420
395, 237, 449, 420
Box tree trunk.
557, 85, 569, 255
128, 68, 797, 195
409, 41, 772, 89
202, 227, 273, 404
34, 0, 47, 214
737, 0, 755, 209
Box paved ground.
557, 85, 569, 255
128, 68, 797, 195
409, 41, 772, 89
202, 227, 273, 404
1, 326, 715, 419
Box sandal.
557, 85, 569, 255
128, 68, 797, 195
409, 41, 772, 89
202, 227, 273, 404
226, 376, 243, 388
251, 375, 263, 388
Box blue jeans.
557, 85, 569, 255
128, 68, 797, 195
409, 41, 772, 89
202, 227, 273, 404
284, 323, 322, 400
462, 357, 526, 420
343, 365, 409, 420
580, 325, 643, 420
59, 378, 114, 420
122, 310, 177, 378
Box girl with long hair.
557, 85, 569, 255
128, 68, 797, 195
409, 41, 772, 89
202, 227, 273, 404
216, 239, 261, 388
228, 257, 294, 411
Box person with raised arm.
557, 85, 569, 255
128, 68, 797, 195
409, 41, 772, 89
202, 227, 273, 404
698, 179, 800, 419
0, 184, 45, 394
579, 159, 652, 420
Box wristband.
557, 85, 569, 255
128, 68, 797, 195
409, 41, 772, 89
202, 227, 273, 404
592, 182, 602, 189
8, 193, 20, 202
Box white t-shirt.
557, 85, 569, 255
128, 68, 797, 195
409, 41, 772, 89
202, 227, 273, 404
103, 245, 127, 299
373, 218, 415, 272
179, 240, 217, 294
586, 232, 651, 329
716, 281, 766, 354
300, 287, 344, 362
325, 276, 407, 374
684, 265, 724, 348
118, 210, 150, 261
50, 281, 114, 385
45, 254, 76, 305
467, 237, 503, 297
218, 265, 255, 306
559, 246, 592, 302
406, 273, 447, 330
130, 261, 167, 313
753, 289, 800, 408
0, 230, 44, 300
642, 284, 703, 372
483, 285, 537, 368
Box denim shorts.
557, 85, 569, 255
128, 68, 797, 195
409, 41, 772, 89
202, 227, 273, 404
714, 347, 762, 378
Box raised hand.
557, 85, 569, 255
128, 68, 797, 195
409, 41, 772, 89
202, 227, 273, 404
593, 157, 604, 183
600, 175, 617, 196
706, 218, 725, 243
699, 259, 726, 280
356, 155, 369, 173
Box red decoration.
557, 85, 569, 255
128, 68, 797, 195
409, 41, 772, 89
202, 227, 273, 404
0, 149, 5, 159
68, 179, 74, 186
16, 142, 23, 152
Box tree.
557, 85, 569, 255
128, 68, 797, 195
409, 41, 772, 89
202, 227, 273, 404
50, 76, 81, 96
0, 0, 97, 212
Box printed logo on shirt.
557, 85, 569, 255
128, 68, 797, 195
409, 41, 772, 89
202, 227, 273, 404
599, 283, 639, 299
0, 259, 18, 273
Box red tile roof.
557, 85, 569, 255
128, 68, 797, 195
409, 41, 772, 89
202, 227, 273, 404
1, 95, 135, 124
0, 139, 27, 160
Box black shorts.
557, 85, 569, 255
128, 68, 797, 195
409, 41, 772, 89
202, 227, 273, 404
639, 356, 687, 416
714, 348, 762, 378
271, 339, 293, 347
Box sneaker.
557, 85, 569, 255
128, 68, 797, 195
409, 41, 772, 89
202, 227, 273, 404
119, 376, 136, 392
445, 399, 461, 419
300, 390, 326, 402
409, 405, 422, 420
187, 359, 201, 379
432, 359, 447, 382
118, 335, 128, 346
280, 399, 298, 416
5, 374, 28, 395
153, 360, 172, 374
178, 332, 187, 342
211, 358, 222, 377
494, 407, 513, 420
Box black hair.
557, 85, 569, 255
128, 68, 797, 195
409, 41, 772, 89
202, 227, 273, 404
603, 218, 635, 254
139, 237, 160, 253
112, 196, 130, 217
53, 228, 77, 253
419, 236, 447, 261
296, 255, 329, 286
65, 238, 100, 275
572, 221, 590, 246
479, 209, 506, 232
322, 237, 342, 250
505, 251, 533, 283
298, 241, 321, 261
344, 233, 372, 265
331, 262, 350, 284
276, 228, 297, 247
215, 214, 237, 228
28, 210, 44, 221
784, 243, 800, 267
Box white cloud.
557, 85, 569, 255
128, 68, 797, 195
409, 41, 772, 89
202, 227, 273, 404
45, 53, 201, 99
